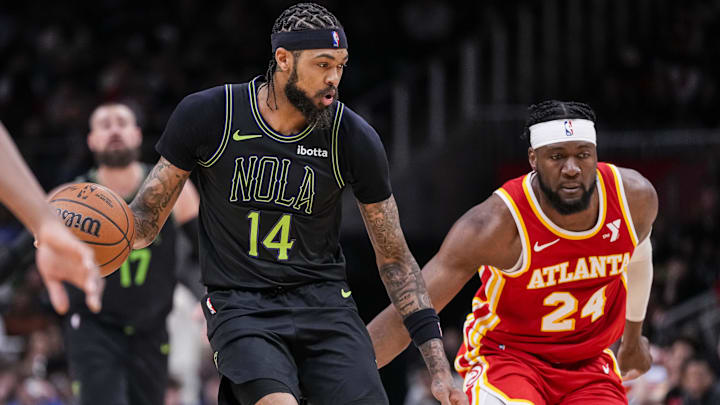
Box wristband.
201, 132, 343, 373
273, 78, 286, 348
403, 308, 442, 347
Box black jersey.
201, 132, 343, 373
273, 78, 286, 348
156, 77, 391, 289
67, 167, 179, 331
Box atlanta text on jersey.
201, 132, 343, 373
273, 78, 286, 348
526, 252, 631, 290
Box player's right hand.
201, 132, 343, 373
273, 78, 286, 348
618, 335, 652, 381
35, 220, 104, 314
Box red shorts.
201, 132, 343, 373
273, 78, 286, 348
460, 346, 627, 405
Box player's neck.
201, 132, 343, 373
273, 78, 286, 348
532, 178, 600, 232
96, 162, 144, 199
257, 81, 308, 135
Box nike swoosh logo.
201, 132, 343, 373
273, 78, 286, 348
533, 238, 560, 252
341, 289, 352, 298
232, 130, 262, 141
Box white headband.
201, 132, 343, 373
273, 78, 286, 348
529, 119, 596, 149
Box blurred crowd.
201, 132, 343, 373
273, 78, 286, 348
2, 0, 720, 404
0, 0, 471, 191
598, 0, 720, 129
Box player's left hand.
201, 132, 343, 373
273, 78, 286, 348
617, 335, 652, 381
430, 371, 468, 405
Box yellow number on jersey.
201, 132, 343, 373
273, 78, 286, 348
581, 286, 607, 322
541, 292, 577, 332
247, 211, 295, 260
541, 287, 608, 332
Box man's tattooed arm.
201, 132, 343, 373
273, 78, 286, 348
357, 195, 431, 315
130, 157, 190, 248
358, 195, 453, 384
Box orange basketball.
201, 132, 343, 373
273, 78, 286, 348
48, 182, 135, 277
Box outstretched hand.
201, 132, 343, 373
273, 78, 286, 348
35, 220, 104, 314
618, 335, 652, 381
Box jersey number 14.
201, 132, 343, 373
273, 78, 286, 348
247, 211, 295, 260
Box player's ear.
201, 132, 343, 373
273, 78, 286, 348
132, 127, 143, 147
528, 147, 537, 171
86, 132, 96, 151
275, 47, 291, 73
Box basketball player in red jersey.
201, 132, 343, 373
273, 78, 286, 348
0, 121, 103, 315
368, 100, 656, 404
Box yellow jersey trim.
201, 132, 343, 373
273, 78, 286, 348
607, 164, 639, 247
330, 102, 345, 188
477, 355, 536, 404
197, 84, 233, 168
460, 267, 505, 371
494, 188, 531, 276
248, 78, 315, 143
604, 349, 624, 379
522, 171, 607, 240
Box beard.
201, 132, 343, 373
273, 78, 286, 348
284, 66, 337, 130
93, 146, 140, 168
536, 170, 597, 215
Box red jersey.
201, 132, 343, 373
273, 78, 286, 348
456, 163, 638, 371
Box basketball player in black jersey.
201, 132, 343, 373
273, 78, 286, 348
129, 3, 466, 405
60, 103, 202, 405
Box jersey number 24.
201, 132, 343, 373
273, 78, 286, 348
541, 286, 607, 332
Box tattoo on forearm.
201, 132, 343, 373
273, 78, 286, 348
380, 261, 432, 314
419, 338, 450, 379
359, 197, 433, 317
130, 158, 187, 245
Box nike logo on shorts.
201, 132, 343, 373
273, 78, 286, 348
341, 289, 352, 298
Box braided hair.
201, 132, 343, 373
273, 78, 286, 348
264, 3, 343, 107
521, 100, 597, 145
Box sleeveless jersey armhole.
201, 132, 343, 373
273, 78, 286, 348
330, 102, 345, 189
607, 164, 639, 246
493, 188, 531, 276
197, 84, 233, 168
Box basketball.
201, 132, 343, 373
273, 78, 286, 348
48, 182, 135, 277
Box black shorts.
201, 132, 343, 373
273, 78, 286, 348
204, 280, 389, 405
64, 313, 169, 405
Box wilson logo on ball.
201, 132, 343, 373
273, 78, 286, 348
56, 208, 102, 237
75, 184, 98, 200
49, 182, 135, 277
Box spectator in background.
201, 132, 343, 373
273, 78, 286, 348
664, 336, 699, 403
404, 364, 437, 405
662, 257, 704, 307
625, 343, 670, 405
667, 357, 720, 405
7, 377, 64, 405
164, 378, 182, 405
201, 375, 220, 405
0, 362, 19, 404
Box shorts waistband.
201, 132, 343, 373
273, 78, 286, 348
207, 283, 307, 295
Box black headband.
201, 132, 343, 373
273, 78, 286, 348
271, 28, 348, 52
